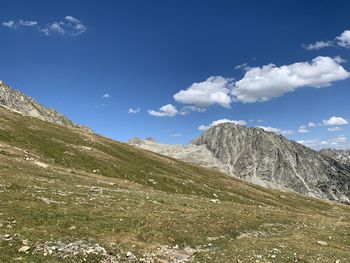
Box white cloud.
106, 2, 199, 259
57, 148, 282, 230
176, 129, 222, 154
233, 56, 350, 103
298, 125, 309, 133
174, 76, 234, 108
19, 20, 37, 26
179, 106, 206, 115
40, 16, 86, 36
336, 30, 350, 48
2, 19, 37, 29
2, 20, 15, 28
298, 135, 348, 150
170, 133, 182, 137
198, 118, 247, 131
148, 104, 178, 117
2, 16, 86, 36
257, 126, 293, 135
308, 122, 317, 127
304, 29, 350, 50
234, 62, 250, 71
128, 107, 140, 114
297, 122, 317, 133
328, 127, 342, 132
102, 93, 111, 98
303, 41, 333, 50
323, 116, 348, 126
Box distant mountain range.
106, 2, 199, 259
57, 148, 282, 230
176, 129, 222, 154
0, 80, 92, 133
130, 123, 350, 203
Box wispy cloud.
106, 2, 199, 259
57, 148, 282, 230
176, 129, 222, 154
2, 16, 86, 37
170, 133, 182, 137
234, 62, 250, 71
2, 19, 38, 29
328, 127, 343, 132
257, 126, 293, 135
303, 29, 350, 50
298, 135, 348, 150
128, 107, 140, 114
102, 93, 111, 98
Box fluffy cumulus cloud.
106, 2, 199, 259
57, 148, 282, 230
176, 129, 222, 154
257, 126, 293, 135
322, 116, 348, 126
298, 135, 348, 150
2, 16, 86, 36
336, 30, 350, 48
173, 76, 234, 108
233, 56, 350, 103
128, 107, 140, 114
148, 104, 178, 117
198, 119, 247, 131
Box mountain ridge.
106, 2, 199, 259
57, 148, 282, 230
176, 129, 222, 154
0, 80, 92, 133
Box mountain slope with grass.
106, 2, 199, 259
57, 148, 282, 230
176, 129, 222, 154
0, 106, 350, 262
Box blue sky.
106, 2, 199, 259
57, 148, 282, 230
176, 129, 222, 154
1, 0, 350, 149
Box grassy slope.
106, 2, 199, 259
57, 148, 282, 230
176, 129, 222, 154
0, 107, 349, 262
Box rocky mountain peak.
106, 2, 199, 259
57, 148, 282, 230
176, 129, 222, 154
191, 122, 350, 203
0, 81, 93, 133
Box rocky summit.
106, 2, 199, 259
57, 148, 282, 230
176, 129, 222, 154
0, 80, 92, 133
130, 123, 350, 203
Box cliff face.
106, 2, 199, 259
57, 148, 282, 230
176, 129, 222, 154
192, 123, 350, 203
319, 148, 350, 167
0, 80, 92, 132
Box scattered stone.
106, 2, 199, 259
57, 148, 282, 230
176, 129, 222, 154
18, 246, 30, 253
317, 240, 328, 246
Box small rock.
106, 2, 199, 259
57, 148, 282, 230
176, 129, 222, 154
317, 240, 328, 246
126, 251, 133, 257
18, 246, 30, 253
69, 225, 76, 230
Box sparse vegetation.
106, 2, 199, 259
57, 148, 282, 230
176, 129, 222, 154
0, 107, 350, 262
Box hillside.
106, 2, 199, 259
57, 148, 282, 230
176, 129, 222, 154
1, 107, 350, 262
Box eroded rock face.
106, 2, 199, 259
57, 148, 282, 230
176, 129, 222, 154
0, 80, 92, 133
319, 149, 350, 167
130, 124, 350, 203
192, 123, 350, 203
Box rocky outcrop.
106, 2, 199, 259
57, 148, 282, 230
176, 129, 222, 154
319, 149, 350, 167
0, 80, 92, 132
130, 124, 350, 203
192, 123, 350, 203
